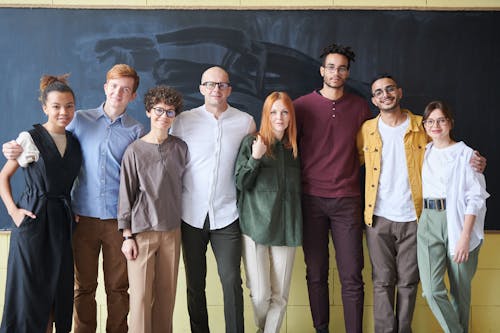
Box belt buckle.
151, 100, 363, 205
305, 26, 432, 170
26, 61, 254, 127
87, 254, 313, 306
425, 198, 446, 211
435, 199, 445, 211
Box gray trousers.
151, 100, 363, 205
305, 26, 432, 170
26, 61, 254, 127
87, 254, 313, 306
366, 216, 419, 333
417, 208, 480, 333
181, 217, 244, 333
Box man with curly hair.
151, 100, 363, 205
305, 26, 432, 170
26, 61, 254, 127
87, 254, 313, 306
293, 43, 372, 333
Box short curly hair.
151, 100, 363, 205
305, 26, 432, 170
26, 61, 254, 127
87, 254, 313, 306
320, 43, 356, 69
144, 86, 183, 115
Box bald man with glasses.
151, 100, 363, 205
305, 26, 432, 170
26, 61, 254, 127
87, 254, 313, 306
171, 66, 256, 333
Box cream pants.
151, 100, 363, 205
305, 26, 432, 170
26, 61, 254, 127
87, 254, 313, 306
242, 234, 296, 333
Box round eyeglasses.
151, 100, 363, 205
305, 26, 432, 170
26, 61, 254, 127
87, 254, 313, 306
152, 107, 176, 118
423, 117, 449, 127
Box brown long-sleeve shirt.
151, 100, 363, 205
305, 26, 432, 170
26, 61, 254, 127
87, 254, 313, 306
117, 136, 188, 234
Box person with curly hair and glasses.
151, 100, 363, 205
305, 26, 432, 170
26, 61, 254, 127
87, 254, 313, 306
118, 86, 188, 333
293, 43, 371, 333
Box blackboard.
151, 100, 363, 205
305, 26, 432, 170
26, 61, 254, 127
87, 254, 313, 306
0, 8, 498, 230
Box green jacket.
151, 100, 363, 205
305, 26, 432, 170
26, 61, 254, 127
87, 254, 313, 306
235, 134, 302, 246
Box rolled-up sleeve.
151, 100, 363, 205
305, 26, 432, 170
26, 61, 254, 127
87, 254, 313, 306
16, 131, 39, 167
464, 167, 489, 216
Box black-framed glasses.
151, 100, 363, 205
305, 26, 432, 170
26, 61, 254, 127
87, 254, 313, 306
152, 107, 176, 118
323, 65, 348, 74
423, 117, 449, 127
372, 85, 397, 98
201, 81, 231, 91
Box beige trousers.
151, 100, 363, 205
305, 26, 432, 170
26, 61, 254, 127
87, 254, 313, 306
127, 228, 181, 333
242, 234, 296, 333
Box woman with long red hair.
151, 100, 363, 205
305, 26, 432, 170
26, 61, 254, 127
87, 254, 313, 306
235, 91, 301, 333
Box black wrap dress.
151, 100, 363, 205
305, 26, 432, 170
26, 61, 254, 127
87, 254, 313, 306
0, 124, 82, 333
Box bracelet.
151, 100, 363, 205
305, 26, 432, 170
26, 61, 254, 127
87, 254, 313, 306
123, 235, 135, 241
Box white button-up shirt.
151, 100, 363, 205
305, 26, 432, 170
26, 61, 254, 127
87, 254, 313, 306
171, 104, 256, 230
423, 141, 489, 256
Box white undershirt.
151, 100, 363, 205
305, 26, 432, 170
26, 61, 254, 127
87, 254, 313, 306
374, 116, 417, 222
422, 142, 459, 199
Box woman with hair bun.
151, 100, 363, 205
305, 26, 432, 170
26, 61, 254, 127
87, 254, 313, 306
0, 74, 82, 333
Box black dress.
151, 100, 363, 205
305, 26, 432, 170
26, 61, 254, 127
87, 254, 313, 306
0, 124, 82, 333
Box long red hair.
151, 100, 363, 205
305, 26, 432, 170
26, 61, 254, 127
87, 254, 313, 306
258, 91, 298, 159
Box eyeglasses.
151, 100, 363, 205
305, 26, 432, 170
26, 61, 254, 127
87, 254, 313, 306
323, 65, 348, 74
152, 107, 176, 118
372, 85, 397, 98
201, 81, 231, 91
423, 117, 448, 127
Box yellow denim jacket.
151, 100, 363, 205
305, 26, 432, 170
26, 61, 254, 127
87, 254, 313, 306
356, 109, 428, 226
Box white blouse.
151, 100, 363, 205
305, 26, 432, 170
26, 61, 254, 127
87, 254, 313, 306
423, 141, 489, 255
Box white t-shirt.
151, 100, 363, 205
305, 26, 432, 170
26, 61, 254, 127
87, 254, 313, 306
422, 143, 460, 199
374, 116, 417, 222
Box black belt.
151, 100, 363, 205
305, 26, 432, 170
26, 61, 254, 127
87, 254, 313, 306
423, 198, 446, 211
41, 193, 75, 233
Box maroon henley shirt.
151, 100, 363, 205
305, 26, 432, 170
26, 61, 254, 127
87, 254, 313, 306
294, 90, 371, 198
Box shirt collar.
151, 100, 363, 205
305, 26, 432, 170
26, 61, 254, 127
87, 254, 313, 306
314, 89, 348, 103
201, 104, 232, 119
93, 102, 135, 126
368, 109, 422, 135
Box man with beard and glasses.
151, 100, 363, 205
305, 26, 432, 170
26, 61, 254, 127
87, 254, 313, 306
357, 74, 425, 333
293, 43, 371, 333
357, 74, 486, 333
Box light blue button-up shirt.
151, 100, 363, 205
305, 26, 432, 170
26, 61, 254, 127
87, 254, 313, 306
67, 103, 144, 219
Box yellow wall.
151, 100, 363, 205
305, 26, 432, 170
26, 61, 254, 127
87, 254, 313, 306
1, 231, 499, 332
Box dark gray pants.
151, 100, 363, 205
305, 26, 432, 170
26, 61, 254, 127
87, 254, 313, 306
366, 216, 419, 333
181, 218, 244, 333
